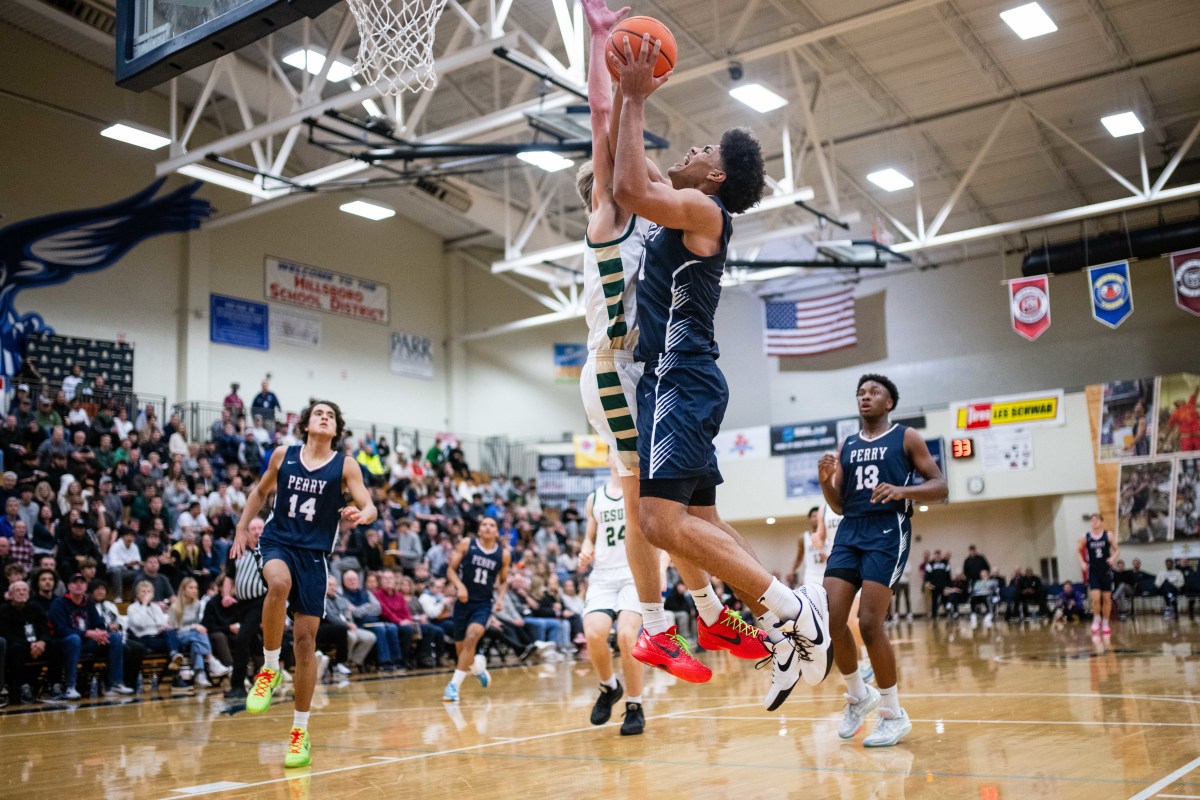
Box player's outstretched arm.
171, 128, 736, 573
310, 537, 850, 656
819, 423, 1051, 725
873, 427, 948, 505
340, 459, 378, 528
494, 550, 512, 612
1077, 535, 1089, 571
232, 447, 285, 557
446, 538, 470, 602
818, 446, 844, 516
583, 0, 629, 211
578, 492, 598, 572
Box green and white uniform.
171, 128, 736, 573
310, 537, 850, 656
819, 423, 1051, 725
583, 483, 639, 615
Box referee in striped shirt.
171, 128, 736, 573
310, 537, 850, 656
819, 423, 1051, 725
222, 517, 270, 698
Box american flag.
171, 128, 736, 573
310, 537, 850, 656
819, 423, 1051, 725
763, 287, 857, 356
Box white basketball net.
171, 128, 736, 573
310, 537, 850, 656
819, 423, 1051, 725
347, 0, 449, 96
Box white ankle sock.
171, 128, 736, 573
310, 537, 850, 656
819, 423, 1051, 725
639, 602, 670, 635
878, 684, 900, 716
759, 578, 801, 621
689, 588, 723, 626
451, 669, 467, 689
844, 669, 867, 701
600, 676, 618, 690
626, 695, 642, 705
758, 610, 785, 644
263, 648, 281, 671
293, 710, 309, 729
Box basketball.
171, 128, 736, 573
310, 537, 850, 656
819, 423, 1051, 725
606, 16, 677, 83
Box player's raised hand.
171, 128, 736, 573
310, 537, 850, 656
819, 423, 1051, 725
817, 452, 838, 484
582, 0, 629, 35
612, 34, 671, 99
230, 524, 258, 559
870, 482, 907, 504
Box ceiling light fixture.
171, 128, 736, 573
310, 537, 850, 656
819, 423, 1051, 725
1100, 111, 1145, 137
866, 168, 914, 192
729, 83, 788, 113
177, 164, 284, 200
999, 3, 1057, 40
765, 517, 776, 525
283, 49, 354, 83
340, 200, 395, 220
517, 151, 575, 172
100, 122, 170, 150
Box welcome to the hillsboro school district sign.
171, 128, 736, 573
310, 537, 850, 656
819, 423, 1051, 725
265, 256, 389, 324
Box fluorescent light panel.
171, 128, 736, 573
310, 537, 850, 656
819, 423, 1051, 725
177, 164, 283, 200
1101, 111, 1144, 137
100, 122, 170, 150
866, 168, 914, 192
340, 200, 395, 220
283, 49, 353, 83
1000, 3, 1057, 40
348, 79, 384, 118
517, 151, 575, 172
728, 83, 788, 113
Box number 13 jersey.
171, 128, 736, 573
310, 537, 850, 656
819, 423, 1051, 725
261, 444, 346, 553
839, 424, 912, 518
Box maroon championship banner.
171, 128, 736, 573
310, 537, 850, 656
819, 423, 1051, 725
1169, 248, 1200, 316
1008, 275, 1052, 341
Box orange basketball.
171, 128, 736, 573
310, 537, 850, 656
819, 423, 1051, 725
606, 16, 677, 84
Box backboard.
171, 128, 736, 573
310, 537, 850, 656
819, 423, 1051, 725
115, 0, 340, 91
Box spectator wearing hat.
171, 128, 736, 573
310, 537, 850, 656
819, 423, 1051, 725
35, 398, 62, 434
48, 572, 134, 699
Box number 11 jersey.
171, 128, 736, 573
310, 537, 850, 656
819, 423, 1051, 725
261, 444, 346, 553
839, 424, 912, 518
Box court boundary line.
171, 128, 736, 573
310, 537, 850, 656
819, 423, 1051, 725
1128, 756, 1200, 800
682, 714, 1200, 728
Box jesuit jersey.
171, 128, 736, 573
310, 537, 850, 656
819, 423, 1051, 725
261, 445, 345, 552
589, 485, 630, 575
839, 424, 913, 518
584, 216, 647, 352
633, 196, 732, 362
460, 539, 502, 603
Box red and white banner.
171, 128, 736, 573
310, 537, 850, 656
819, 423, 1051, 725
1169, 248, 1200, 317
265, 256, 389, 324
1008, 275, 1051, 341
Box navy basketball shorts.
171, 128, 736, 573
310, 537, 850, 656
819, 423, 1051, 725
825, 514, 913, 589
636, 354, 727, 505
1088, 567, 1114, 592
258, 540, 328, 618
453, 599, 492, 640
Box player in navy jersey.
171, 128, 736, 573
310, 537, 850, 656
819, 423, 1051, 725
610, 35, 833, 711
231, 400, 376, 768
818, 375, 946, 748
1079, 512, 1119, 634
443, 516, 510, 702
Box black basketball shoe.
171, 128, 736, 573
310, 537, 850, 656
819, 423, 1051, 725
620, 702, 645, 736
590, 680, 624, 725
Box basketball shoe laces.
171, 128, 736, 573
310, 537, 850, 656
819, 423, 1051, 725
722, 609, 762, 640
253, 669, 276, 698
289, 728, 305, 753
755, 630, 814, 671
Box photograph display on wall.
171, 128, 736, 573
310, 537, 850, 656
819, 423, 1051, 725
1174, 458, 1199, 539
1098, 377, 1156, 461
1155, 373, 1200, 456
1116, 459, 1174, 543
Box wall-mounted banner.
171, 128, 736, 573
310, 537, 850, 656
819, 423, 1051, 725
1087, 260, 1133, 329
270, 307, 321, 349
1008, 275, 1051, 341
770, 417, 857, 457
573, 435, 609, 469
554, 343, 588, 384
389, 330, 434, 380
210, 294, 268, 350
953, 389, 1065, 430
265, 256, 389, 324
1169, 248, 1200, 316
714, 425, 771, 462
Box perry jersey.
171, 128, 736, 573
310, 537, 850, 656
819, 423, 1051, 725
589, 484, 631, 575
584, 215, 647, 352
459, 538, 502, 603
1085, 531, 1113, 574
261, 445, 346, 552
839, 424, 913, 518
633, 196, 732, 362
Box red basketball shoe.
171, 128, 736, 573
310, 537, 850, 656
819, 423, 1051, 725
631, 626, 712, 683
699, 608, 770, 660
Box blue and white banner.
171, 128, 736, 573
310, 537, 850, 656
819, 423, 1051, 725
1087, 260, 1133, 329
210, 294, 269, 350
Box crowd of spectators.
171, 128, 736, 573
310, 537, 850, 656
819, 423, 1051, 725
0, 373, 672, 708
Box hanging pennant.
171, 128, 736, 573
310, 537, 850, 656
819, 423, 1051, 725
1008, 275, 1051, 341
1169, 247, 1200, 316
1087, 260, 1133, 328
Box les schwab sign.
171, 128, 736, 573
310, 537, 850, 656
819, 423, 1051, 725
953, 389, 1065, 430
265, 256, 388, 324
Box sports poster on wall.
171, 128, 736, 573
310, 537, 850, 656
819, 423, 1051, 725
1156, 373, 1200, 456
1098, 378, 1155, 461
1116, 459, 1174, 543
1174, 458, 1199, 539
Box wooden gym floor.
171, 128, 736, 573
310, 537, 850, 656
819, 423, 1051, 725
2, 617, 1197, 800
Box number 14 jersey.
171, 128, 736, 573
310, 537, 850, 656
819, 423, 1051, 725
839, 424, 913, 518
261, 444, 346, 553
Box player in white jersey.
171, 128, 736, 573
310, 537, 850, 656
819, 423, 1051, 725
791, 507, 827, 589
579, 463, 645, 735
577, 0, 768, 683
